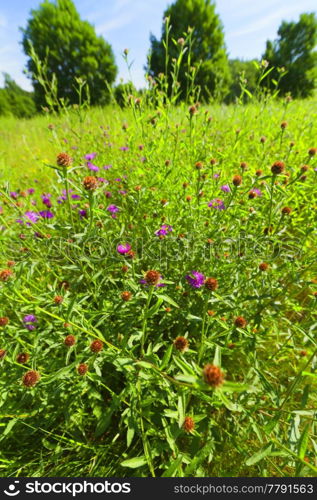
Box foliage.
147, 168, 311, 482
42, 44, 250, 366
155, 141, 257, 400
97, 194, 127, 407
114, 82, 137, 108
262, 13, 317, 98
227, 60, 259, 102
21, 0, 117, 109
0, 74, 36, 118
0, 91, 317, 477
147, 0, 231, 102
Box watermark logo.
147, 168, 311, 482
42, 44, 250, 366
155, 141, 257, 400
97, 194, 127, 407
4, 481, 20, 497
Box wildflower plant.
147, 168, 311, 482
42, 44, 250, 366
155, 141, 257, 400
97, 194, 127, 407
0, 37, 317, 480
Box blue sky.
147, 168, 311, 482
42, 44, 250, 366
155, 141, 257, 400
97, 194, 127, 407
0, 0, 316, 91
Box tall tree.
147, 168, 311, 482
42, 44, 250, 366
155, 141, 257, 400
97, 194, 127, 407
147, 0, 231, 101
262, 13, 317, 98
21, 0, 117, 109
0, 74, 36, 118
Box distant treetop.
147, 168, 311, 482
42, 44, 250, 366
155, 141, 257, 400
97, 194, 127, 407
21, 0, 117, 109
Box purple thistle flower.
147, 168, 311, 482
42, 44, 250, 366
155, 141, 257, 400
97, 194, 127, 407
213, 173, 220, 179
25, 211, 40, 223
71, 194, 81, 200
23, 314, 38, 330
220, 185, 231, 193
107, 204, 119, 214
10, 192, 19, 199
253, 188, 262, 197
39, 210, 54, 219
155, 224, 173, 236
41, 193, 52, 207
104, 191, 112, 198
78, 209, 87, 219
84, 153, 97, 161
117, 243, 131, 254
23, 314, 37, 323
185, 271, 205, 289
27, 188, 35, 195
120, 146, 129, 151
119, 190, 127, 195
87, 162, 99, 172
17, 211, 39, 225
103, 165, 112, 170
97, 178, 108, 184
208, 198, 226, 210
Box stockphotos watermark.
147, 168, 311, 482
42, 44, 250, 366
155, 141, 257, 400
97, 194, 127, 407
2, 480, 131, 497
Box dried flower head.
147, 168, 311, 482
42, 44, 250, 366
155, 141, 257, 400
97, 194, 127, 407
0, 269, 13, 281
234, 316, 247, 328
282, 206, 292, 215
64, 335, 76, 347
204, 277, 218, 291
232, 175, 242, 186
174, 336, 189, 352
90, 339, 104, 353
0, 317, 9, 327
240, 162, 248, 170
280, 121, 288, 129
83, 176, 98, 191
183, 416, 195, 432
300, 165, 309, 172
195, 161, 203, 170
54, 295, 63, 305
121, 291, 132, 301
77, 363, 89, 375
57, 152, 72, 167
255, 169, 263, 177
0, 349, 7, 360
189, 105, 197, 116
17, 352, 30, 364
308, 147, 316, 157
271, 161, 285, 175
22, 370, 40, 387
144, 270, 161, 286
121, 265, 129, 273
203, 364, 224, 387
259, 262, 269, 272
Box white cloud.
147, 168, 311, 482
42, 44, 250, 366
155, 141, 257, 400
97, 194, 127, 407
227, 4, 306, 38
96, 10, 136, 34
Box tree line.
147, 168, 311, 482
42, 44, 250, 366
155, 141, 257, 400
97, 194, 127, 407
0, 0, 316, 117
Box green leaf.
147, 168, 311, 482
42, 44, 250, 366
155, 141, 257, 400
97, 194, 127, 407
298, 423, 310, 460
173, 355, 196, 375
120, 456, 147, 468
216, 391, 244, 412
157, 294, 179, 308
246, 443, 273, 466
162, 455, 183, 477
160, 344, 173, 370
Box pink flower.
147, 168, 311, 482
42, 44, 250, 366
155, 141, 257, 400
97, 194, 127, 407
117, 243, 131, 254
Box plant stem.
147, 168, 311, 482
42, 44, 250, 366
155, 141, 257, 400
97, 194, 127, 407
63, 166, 74, 230
267, 175, 275, 232
140, 286, 154, 356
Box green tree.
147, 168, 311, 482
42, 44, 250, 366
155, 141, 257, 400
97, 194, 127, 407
262, 13, 317, 98
147, 0, 231, 101
21, 0, 117, 109
0, 74, 36, 118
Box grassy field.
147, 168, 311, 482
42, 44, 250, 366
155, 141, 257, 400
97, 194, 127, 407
0, 97, 316, 477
